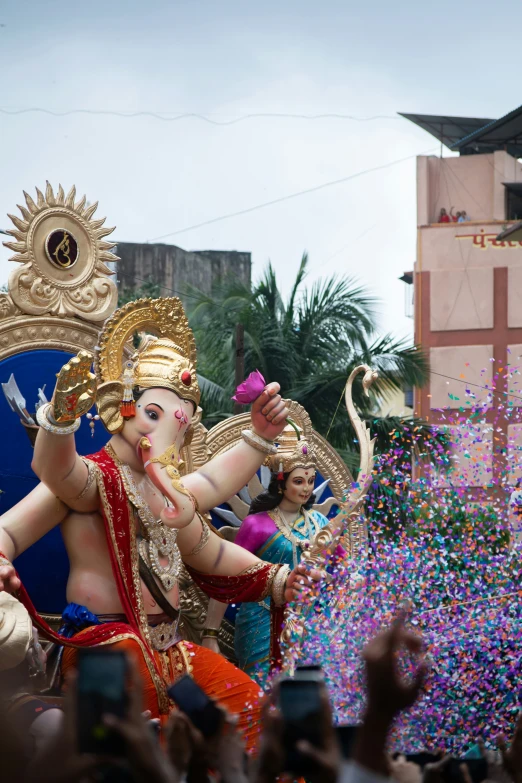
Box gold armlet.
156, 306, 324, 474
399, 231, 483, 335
270, 564, 291, 607
73, 458, 97, 501
188, 516, 210, 555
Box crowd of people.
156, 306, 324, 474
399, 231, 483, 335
438, 208, 471, 223
2, 588, 522, 783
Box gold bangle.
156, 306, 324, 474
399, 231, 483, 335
36, 403, 81, 435
202, 628, 220, 638
241, 428, 277, 456
271, 564, 290, 607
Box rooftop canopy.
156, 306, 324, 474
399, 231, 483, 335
400, 105, 522, 157
398, 113, 494, 150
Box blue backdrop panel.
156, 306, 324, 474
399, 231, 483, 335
0, 349, 110, 614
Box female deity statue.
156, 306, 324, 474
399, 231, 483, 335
233, 422, 338, 687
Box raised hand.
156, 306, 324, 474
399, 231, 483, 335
284, 562, 322, 603
363, 612, 428, 721
498, 713, 522, 783
0, 561, 21, 594
251, 382, 289, 441
52, 350, 96, 424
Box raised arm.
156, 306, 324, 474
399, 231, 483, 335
0, 483, 69, 593
184, 384, 289, 511
143, 382, 288, 531
31, 352, 99, 512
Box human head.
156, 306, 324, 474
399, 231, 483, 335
461, 210, 467, 218
249, 468, 317, 514
440, 208, 447, 216
456, 211, 461, 218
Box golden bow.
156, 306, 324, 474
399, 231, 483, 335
280, 364, 378, 672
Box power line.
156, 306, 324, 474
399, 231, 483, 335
147, 146, 439, 242
125, 279, 522, 406
0, 107, 400, 125
429, 369, 522, 404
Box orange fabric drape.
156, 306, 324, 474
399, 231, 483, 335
62, 637, 262, 752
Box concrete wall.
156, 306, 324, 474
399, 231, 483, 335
417, 151, 522, 226
413, 151, 522, 499
115, 242, 252, 304
417, 221, 522, 333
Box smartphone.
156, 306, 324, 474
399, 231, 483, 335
447, 758, 488, 783
335, 725, 357, 760
77, 649, 128, 756
294, 665, 324, 681
279, 678, 323, 775
404, 752, 440, 768
167, 675, 222, 738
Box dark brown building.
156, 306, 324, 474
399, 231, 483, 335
115, 242, 252, 303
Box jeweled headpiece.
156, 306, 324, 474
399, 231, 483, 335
95, 297, 200, 433
267, 421, 316, 476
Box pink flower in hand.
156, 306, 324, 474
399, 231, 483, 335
232, 369, 266, 404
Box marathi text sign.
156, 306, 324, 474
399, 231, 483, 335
457, 230, 522, 249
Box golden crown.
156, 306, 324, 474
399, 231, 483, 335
95, 297, 200, 433
267, 422, 316, 475
132, 335, 199, 407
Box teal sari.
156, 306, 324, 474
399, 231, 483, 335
234, 508, 330, 689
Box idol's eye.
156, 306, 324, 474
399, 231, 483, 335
146, 409, 159, 421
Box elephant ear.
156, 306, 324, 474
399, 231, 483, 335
97, 380, 124, 433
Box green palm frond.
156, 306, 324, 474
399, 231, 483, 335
121, 255, 431, 463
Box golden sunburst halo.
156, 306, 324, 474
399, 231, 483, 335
3, 182, 119, 322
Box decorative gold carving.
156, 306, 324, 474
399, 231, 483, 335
281, 365, 378, 672
0, 315, 101, 363
95, 297, 198, 385
0, 293, 19, 320
3, 184, 118, 322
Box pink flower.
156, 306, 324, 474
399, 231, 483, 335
232, 369, 266, 404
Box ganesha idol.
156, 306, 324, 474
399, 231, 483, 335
0, 298, 324, 746
0, 185, 325, 750
0, 184, 374, 749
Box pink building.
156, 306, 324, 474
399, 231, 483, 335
402, 107, 522, 505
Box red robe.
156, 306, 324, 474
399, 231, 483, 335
16, 447, 285, 748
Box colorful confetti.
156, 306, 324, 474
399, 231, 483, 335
264, 361, 522, 754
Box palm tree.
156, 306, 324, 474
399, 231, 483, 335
187, 253, 430, 460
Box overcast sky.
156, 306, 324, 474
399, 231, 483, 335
0, 0, 519, 339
